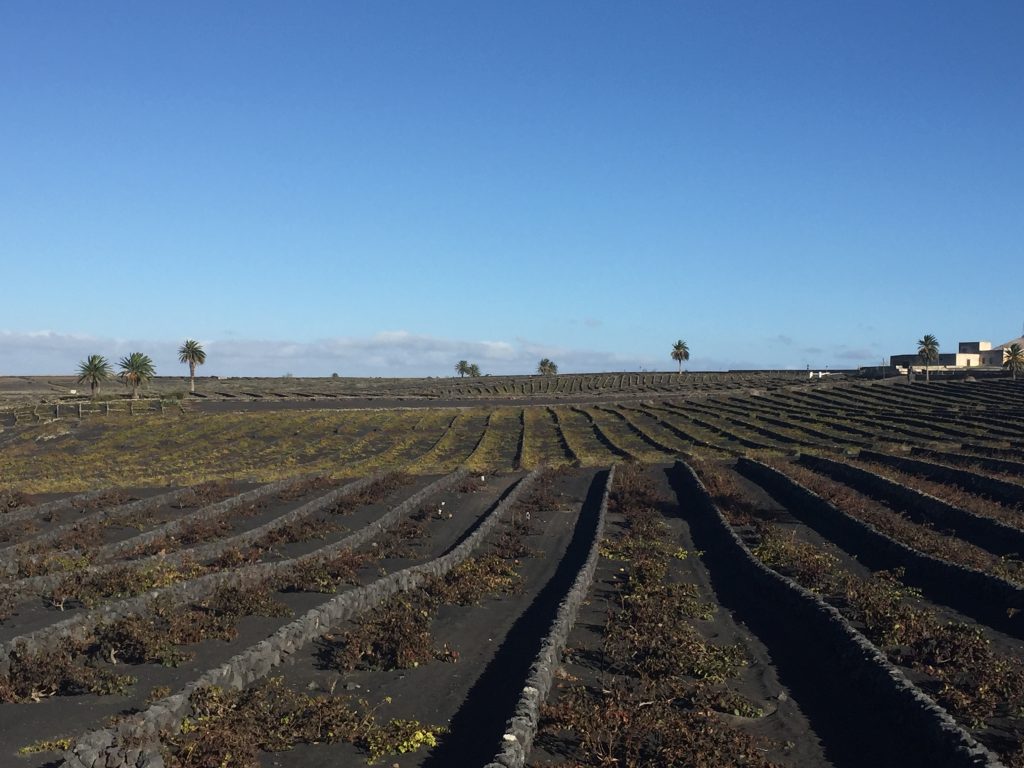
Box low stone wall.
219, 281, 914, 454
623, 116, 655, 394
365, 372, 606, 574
6, 474, 378, 598
0, 489, 109, 526
738, 458, 1024, 636
674, 460, 1002, 768
0, 487, 196, 567
62, 468, 538, 768
483, 467, 613, 768
861, 450, 1024, 508
799, 454, 1024, 557
912, 447, 1024, 477
2, 474, 321, 578
0, 470, 469, 673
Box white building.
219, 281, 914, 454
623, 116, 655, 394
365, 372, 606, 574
890, 337, 1023, 370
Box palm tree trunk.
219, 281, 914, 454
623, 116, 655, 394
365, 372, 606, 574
677, 360, 682, 374
190, 362, 196, 393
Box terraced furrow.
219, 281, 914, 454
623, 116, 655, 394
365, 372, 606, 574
0, 484, 241, 564
2, 476, 331, 580
660, 404, 776, 451
631, 403, 721, 448
560, 407, 632, 462
520, 407, 574, 468
913, 446, 1024, 477
350, 409, 456, 472
57, 470, 540, 768
409, 410, 490, 474
466, 407, 523, 472
523, 464, 842, 768
576, 406, 663, 461
679, 458, 1010, 767
594, 404, 684, 454
0, 473, 403, 659
859, 450, 1024, 509
738, 458, 1024, 638
799, 454, 1024, 556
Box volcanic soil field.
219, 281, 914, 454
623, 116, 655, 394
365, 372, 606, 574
2, 372, 1024, 768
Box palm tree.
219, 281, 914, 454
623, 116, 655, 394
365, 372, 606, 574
1004, 343, 1024, 381
76, 355, 113, 399
178, 339, 206, 394
118, 352, 156, 399
537, 358, 558, 376
455, 360, 470, 378
671, 340, 690, 373
916, 334, 940, 383
468, 363, 481, 377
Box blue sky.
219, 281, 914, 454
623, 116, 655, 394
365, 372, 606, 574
2, 2, 1022, 376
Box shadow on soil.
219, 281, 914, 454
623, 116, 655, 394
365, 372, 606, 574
421, 470, 608, 768
665, 466, 928, 768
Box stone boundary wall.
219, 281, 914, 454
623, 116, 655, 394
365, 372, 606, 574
570, 407, 629, 459
1, 474, 320, 577
674, 460, 1002, 768
860, 450, 1024, 508
0, 470, 468, 673
0, 490, 109, 526
0, 487, 196, 566
624, 403, 712, 449
483, 467, 613, 768
737, 458, 1024, 636
760, 412, 862, 445
61, 468, 537, 768
3, 473, 362, 598
912, 447, 1024, 477
597, 406, 677, 454
544, 407, 580, 465
799, 454, 1024, 557
685, 413, 771, 451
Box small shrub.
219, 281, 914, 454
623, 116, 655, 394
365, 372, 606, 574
321, 594, 454, 672
0, 639, 134, 702
424, 554, 521, 606
276, 550, 369, 593
162, 678, 446, 767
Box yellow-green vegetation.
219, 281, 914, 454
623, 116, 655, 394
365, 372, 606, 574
582, 406, 670, 463
329, 409, 420, 468
465, 407, 523, 471
616, 405, 694, 454
520, 406, 572, 469
0, 410, 419, 493
344, 409, 448, 474
551, 406, 624, 466
405, 409, 489, 475
165, 680, 447, 767
18, 737, 73, 755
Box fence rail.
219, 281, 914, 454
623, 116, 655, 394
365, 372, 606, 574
0, 397, 192, 425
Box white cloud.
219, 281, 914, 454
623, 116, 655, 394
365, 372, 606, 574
0, 329, 685, 377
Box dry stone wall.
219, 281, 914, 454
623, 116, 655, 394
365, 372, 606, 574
62, 468, 536, 768
483, 467, 613, 768
674, 460, 1002, 768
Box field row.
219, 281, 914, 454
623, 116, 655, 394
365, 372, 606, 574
5, 452, 1024, 765
4, 464, 608, 767
1, 380, 1022, 495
